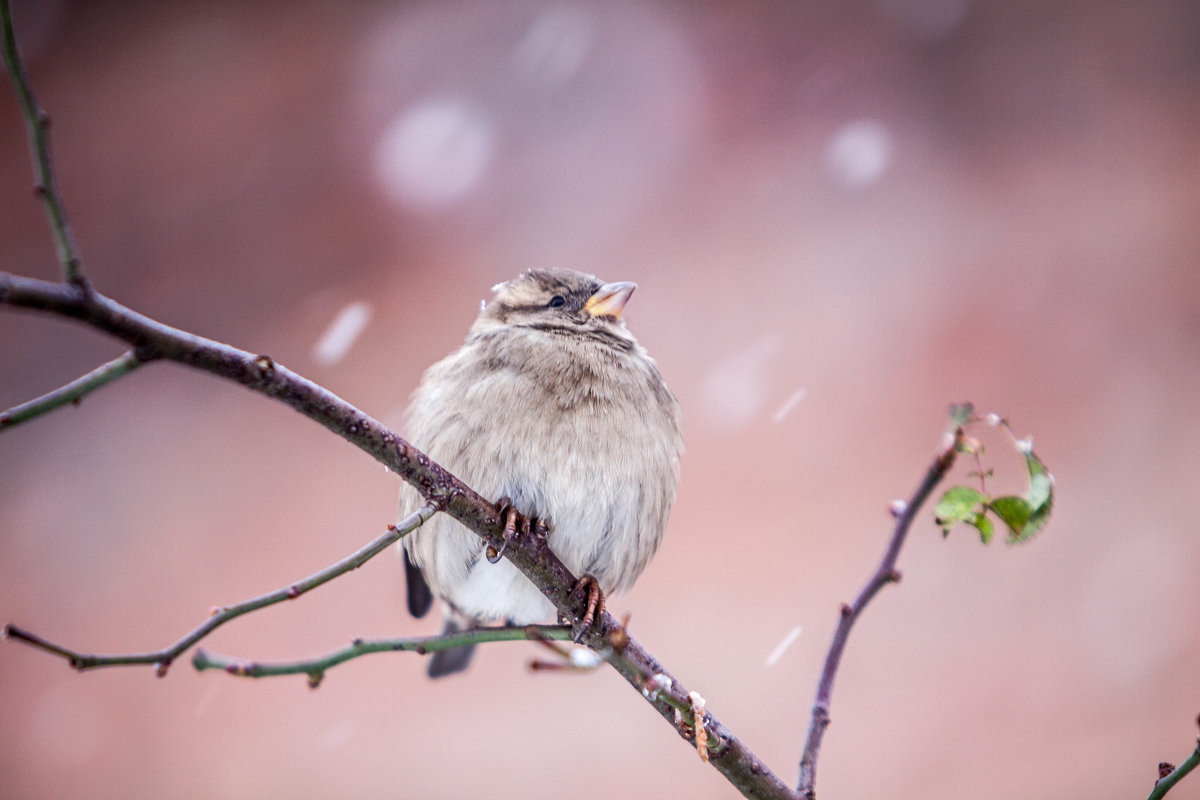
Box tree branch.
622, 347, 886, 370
3, 502, 438, 675
0, 350, 142, 430
0, 1, 86, 287
192, 625, 575, 688
796, 414, 966, 799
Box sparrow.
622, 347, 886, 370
398, 268, 683, 677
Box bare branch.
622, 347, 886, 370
797, 412, 966, 799
4, 502, 439, 675
0, 350, 142, 431
192, 625, 575, 688
0, 1, 86, 287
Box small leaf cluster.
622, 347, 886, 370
934, 415, 1054, 545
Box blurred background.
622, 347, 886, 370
2, 1, 1198, 798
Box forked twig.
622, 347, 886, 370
192, 625, 575, 688
4, 503, 438, 675
0, 0, 85, 287
797, 416, 966, 798
0, 350, 142, 430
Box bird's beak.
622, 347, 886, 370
584, 281, 637, 319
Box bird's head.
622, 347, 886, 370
474, 269, 638, 342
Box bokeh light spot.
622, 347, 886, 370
374, 98, 494, 209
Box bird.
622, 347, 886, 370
398, 268, 683, 677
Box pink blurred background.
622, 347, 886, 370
3, 1, 1199, 798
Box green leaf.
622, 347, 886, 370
934, 486, 987, 536
947, 402, 974, 427
988, 495, 1032, 540
1016, 494, 1053, 543
1025, 452, 1053, 511
1010, 449, 1054, 543
971, 512, 994, 545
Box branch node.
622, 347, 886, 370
607, 612, 631, 653
132, 343, 159, 362
307, 672, 323, 689
67, 268, 89, 293
154, 661, 170, 678
252, 354, 275, 379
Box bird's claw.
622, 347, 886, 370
568, 574, 605, 643
486, 497, 536, 564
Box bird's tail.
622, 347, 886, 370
427, 616, 476, 678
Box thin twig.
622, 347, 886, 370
0, 0, 86, 287
0, 350, 142, 431
4, 502, 438, 675
797, 416, 966, 799
192, 625, 574, 688
1147, 723, 1200, 800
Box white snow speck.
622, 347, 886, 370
771, 388, 808, 424
313, 301, 373, 366
765, 625, 803, 667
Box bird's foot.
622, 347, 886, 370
486, 497, 546, 563
567, 574, 605, 643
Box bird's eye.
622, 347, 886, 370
547, 295, 566, 309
